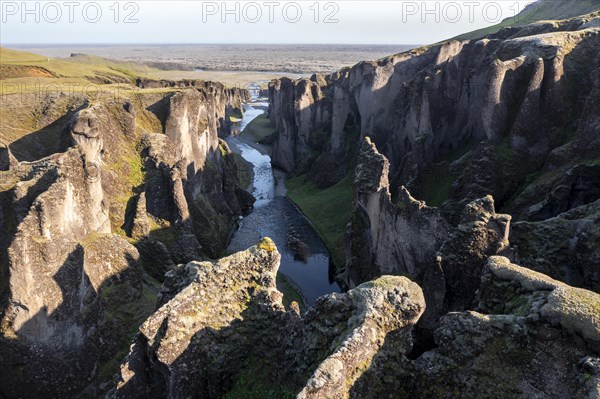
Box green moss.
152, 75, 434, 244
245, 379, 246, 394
223, 356, 296, 399
276, 273, 305, 313
506, 295, 531, 316
148, 223, 175, 250
416, 163, 453, 207
257, 237, 277, 252
127, 152, 144, 188
219, 143, 229, 157
96, 275, 160, 382
413, 141, 476, 207
286, 171, 353, 268
233, 152, 253, 189
241, 113, 274, 143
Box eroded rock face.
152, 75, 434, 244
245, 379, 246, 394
296, 276, 425, 399
160, 89, 252, 257
111, 239, 425, 399
0, 229, 143, 398
511, 200, 600, 293
349, 257, 600, 399
0, 82, 251, 397
434, 195, 511, 314
345, 138, 513, 329
111, 238, 600, 399
268, 13, 600, 220
345, 138, 450, 288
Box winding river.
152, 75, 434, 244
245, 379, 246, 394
225, 103, 340, 307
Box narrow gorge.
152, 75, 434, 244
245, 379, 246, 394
0, 0, 599, 398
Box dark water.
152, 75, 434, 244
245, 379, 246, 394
226, 105, 340, 306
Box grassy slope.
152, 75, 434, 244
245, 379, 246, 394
454, 0, 600, 40
286, 172, 353, 268
233, 152, 254, 190
276, 273, 306, 313
240, 113, 274, 143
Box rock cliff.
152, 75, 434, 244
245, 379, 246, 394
0, 82, 250, 397
351, 257, 600, 399
111, 239, 600, 398
268, 9, 600, 298
268, 11, 600, 223
111, 238, 426, 399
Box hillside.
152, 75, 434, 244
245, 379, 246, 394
455, 0, 600, 39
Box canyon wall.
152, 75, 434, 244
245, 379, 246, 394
111, 239, 600, 398
268, 11, 600, 296
268, 12, 600, 217
0, 82, 250, 397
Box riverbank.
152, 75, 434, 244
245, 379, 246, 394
286, 173, 353, 269
226, 103, 340, 309
237, 107, 351, 272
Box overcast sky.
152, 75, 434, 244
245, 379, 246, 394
1, 1, 535, 45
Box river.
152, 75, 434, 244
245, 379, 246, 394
225, 103, 340, 307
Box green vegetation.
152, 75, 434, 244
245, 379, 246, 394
506, 295, 531, 316
127, 152, 145, 189
257, 237, 277, 252
224, 356, 296, 399
416, 164, 454, 208
453, 1, 600, 41
286, 172, 353, 268
233, 152, 253, 189
0, 47, 156, 83
148, 223, 176, 251
241, 113, 274, 143
96, 274, 160, 382
219, 143, 229, 158
414, 142, 476, 207
276, 273, 306, 313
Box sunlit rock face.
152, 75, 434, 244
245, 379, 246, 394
0, 82, 250, 397
111, 238, 425, 399
345, 138, 451, 289
0, 145, 143, 397
111, 239, 599, 399
345, 138, 513, 330
268, 14, 600, 221
349, 257, 600, 399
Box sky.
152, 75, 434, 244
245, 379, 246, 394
1, 0, 535, 45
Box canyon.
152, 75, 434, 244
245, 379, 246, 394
0, 0, 599, 398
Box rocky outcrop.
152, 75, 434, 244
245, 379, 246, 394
111, 239, 600, 399
160, 89, 253, 257
296, 276, 425, 399
345, 138, 450, 287
434, 195, 511, 313
0, 82, 251, 397
349, 256, 600, 399
268, 12, 600, 221
0, 148, 145, 397
111, 239, 425, 399
0, 143, 18, 171
346, 138, 516, 330
510, 199, 600, 293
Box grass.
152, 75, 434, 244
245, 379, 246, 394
286, 171, 353, 268
416, 164, 454, 208
241, 113, 274, 143
453, 1, 600, 40
233, 152, 253, 189
0, 47, 155, 81
276, 273, 306, 314
223, 356, 296, 399
95, 273, 160, 382
414, 142, 476, 207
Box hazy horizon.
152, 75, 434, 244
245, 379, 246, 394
1, 1, 536, 45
